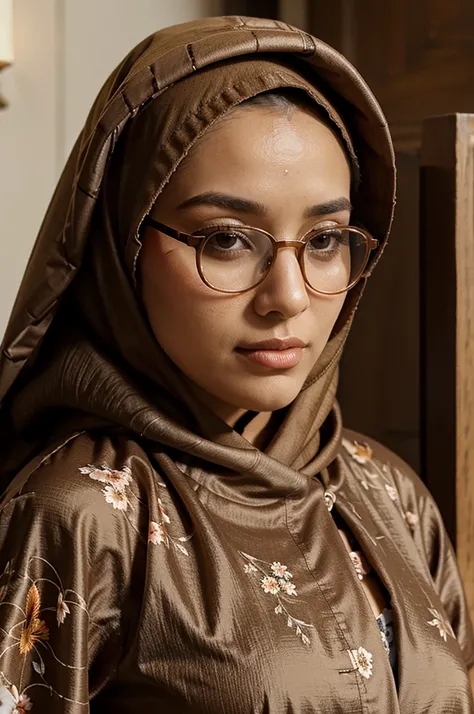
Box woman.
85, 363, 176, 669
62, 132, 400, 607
0, 15, 472, 713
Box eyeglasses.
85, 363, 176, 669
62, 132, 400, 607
145, 217, 378, 295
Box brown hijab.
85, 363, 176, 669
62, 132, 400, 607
0, 16, 396, 496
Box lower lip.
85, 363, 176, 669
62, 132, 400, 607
236, 347, 304, 369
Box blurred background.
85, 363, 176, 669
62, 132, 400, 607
1, 0, 474, 477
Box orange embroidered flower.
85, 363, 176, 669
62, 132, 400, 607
343, 439, 373, 464
19, 584, 49, 655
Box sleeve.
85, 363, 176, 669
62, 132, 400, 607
386, 449, 474, 670
0, 453, 146, 713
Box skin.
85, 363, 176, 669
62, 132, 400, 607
139, 103, 351, 442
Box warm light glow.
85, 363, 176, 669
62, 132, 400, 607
0, 0, 14, 66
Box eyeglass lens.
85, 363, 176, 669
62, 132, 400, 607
197, 226, 368, 293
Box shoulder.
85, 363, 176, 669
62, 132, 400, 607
341, 427, 427, 501
0, 431, 157, 550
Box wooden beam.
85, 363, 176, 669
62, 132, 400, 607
420, 114, 474, 621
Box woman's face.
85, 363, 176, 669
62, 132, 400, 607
140, 103, 351, 419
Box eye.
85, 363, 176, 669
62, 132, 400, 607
208, 230, 249, 250
308, 229, 345, 251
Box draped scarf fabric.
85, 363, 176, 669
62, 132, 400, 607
0, 16, 396, 496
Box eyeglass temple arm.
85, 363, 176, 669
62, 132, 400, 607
145, 217, 201, 247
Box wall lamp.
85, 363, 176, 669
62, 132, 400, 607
0, 0, 13, 109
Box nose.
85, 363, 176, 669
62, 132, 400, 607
252, 247, 310, 319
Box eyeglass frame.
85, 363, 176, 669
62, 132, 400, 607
144, 216, 379, 296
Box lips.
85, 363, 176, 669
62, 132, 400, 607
237, 337, 307, 351
236, 337, 308, 369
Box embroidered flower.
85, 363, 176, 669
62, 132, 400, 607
261, 577, 280, 595
56, 592, 70, 626
240, 552, 311, 646
19, 584, 49, 655
428, 608, 455, 642
271, 562, 291, 579
348, 646, 373, 679
148, 497, 193, 557
148, 521, 169, 547
343, 439, 373, 465
0, 685, 33, 713
279, 580, 297, 596
14, 692, 33, 713
244, 563, 258, 575
405, 511, 419, 529
102, 485, 129, 511
385, 484, 399, 502
79, 464, 132, 490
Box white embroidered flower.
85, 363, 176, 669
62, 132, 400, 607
148, 521, 169, 547
342, 439, 373, 464
428, 608, 455, 642
157, 498, 171, 524
0, 685, 33, 714
244, 563, 258, 575
279, 580, 297, 597
56, 592, 70, 626
80, 465, 132, 490
102, 486, 129, 511
261, 577, 280, 595
349, 646, 373, 679
385, 484, 399, 502
271, 562, 292, 579
405, 511, 419, 528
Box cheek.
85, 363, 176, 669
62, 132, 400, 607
309, 293, 346, 346
139, 238, 238, 362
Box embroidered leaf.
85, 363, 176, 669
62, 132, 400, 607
174, 543, 189, 556
287, 616, 293, 628
274, 604, 283, 615
20, 584, 50, 654
301, 633, 311, 646
178, 535, 193, 543
33, 659, 45, 676
296, 625, 302, 637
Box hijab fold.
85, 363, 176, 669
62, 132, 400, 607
0, 16, 396, 495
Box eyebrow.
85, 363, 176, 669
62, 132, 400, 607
176, 191, 352, 218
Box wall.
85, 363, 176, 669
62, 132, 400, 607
0, 0, 219, 337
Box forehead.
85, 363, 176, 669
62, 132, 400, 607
166, 106, 351, 201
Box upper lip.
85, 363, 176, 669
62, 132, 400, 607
237, 337, 308, 351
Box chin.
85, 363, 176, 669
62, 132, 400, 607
222, 377, 305, 412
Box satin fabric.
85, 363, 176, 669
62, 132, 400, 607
0, 15, 472, 713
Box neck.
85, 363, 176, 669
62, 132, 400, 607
185, 380, 274, 447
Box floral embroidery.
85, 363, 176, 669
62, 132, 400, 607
384, 484, 399, 502
102, 485, 129, 511
148, 498, 192, 557
348, 646, 374, 679
427, 608, 455, 642
0, 556, 89, 709
0, 682, 33, 712
240, 552, 313, 646
404, 511, 419, 530
78, 464, 132, 490
79, 465, 133, 513
342, 439, 373, 465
